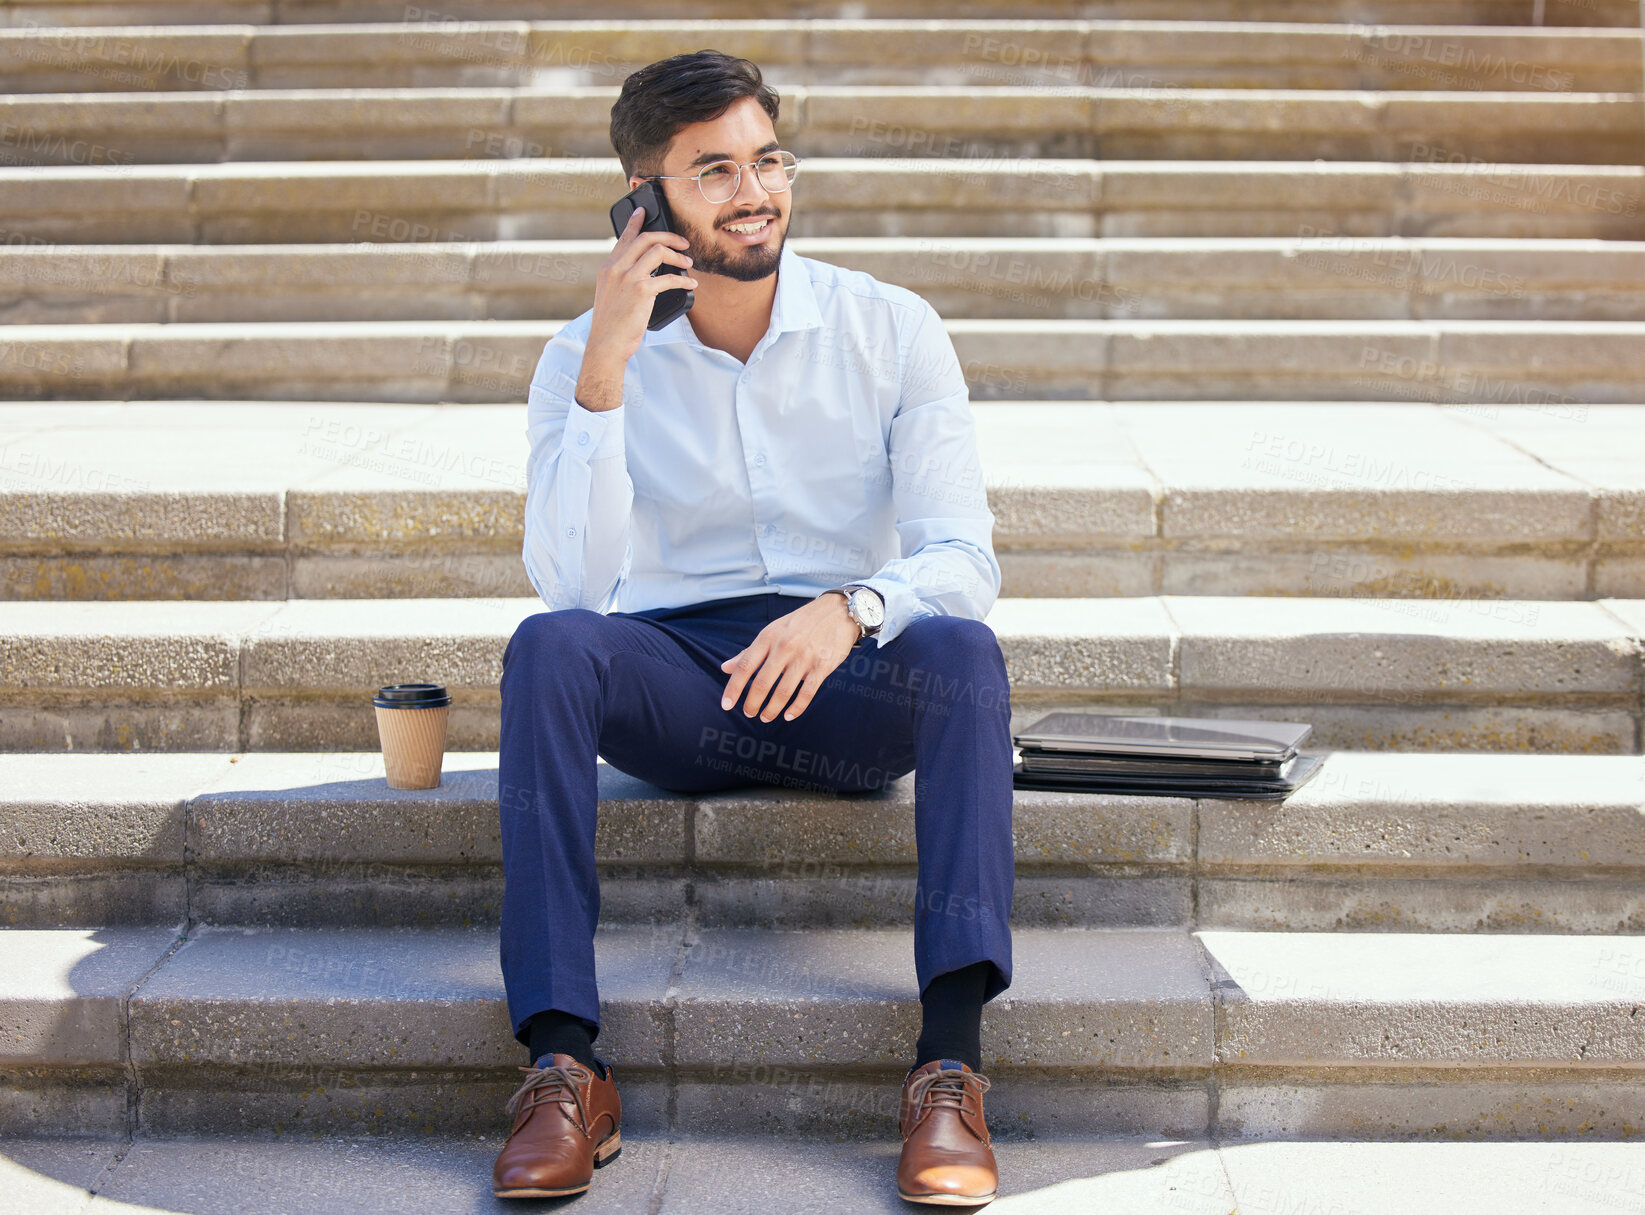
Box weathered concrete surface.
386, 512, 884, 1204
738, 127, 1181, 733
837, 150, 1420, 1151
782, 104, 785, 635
127, 923, 678, 1070
672, 926, 1215, 1073
2, 753, 231, 864
1199, 751, 1645, 869
2, 160, 1639, 246
9, 318, 1645, 403
187, 751, 687, 865
7, 749, 1645, 931
14, 238, 1645, 324
12, 1131, 1645, 1214
0, 753, 234, 926
0, 927, 180, 1064
1201, 930, 1645, 1065
1218, 1072, 1645, 1139
6, 401, 1642, 601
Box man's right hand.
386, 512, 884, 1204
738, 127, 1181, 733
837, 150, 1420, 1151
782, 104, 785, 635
577, 206, 698, 410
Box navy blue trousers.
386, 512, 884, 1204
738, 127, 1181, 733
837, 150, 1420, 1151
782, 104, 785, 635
497, 590, 1015, 1049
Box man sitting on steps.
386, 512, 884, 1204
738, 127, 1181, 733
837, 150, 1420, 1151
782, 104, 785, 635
492, 49, 1015, 1207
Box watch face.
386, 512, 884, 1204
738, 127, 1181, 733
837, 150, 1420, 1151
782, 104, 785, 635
852, 589, 885, 627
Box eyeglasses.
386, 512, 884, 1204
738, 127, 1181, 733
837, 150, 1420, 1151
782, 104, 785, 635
638, 150, 801, 204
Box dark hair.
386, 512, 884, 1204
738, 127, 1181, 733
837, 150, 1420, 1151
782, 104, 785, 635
610, 50, 782, 184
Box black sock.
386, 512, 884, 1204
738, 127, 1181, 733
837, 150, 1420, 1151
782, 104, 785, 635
913, 961, 991, 1073
525, 1009, 604, 1078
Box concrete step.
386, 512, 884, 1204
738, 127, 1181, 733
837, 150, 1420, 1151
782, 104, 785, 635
6, 749, 1645, 933
0, 594, 1639, 754
5, 317, 1645, 402
2, 20, 1638, 94
1, 401, 1639, 602
10, 237, 1645, 324
5, 922, 1645, 1138
5, 159, 1641, 244
1, 85, 1638, 165
6, 1134, 1645, 1215
3, 0, 1636, 28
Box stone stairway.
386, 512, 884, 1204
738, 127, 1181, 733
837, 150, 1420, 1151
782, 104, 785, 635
3, 3, 1645, 1212
3, 401, 1641, 601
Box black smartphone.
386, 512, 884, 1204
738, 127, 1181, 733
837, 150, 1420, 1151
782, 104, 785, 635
608, 179, 694, 332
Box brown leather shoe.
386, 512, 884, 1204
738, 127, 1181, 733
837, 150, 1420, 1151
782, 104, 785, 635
896, 1058, 998, 1206
492, 1053, 622, 1199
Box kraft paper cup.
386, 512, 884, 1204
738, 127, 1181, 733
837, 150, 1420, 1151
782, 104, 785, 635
373, 683, 451, 790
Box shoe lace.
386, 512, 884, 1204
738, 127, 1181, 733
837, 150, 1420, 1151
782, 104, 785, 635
906, 1067, 991, 1120
504, 1061, 593, 1128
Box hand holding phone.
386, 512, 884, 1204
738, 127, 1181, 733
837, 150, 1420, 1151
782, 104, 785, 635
585, 185, 699, 369
611, 180, 695, 322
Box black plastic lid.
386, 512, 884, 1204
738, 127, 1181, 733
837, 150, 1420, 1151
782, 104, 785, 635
373, 682, 451, 709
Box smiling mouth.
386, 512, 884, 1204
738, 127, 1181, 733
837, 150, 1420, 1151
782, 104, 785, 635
722, 217, 775, 237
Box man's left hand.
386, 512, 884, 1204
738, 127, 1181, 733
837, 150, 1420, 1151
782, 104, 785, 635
720, 594, 862, 722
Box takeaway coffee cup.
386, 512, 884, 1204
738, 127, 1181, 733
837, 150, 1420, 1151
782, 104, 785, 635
373, 683, 451, 789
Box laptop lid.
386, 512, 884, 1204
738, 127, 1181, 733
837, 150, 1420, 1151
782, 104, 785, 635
1013, 712, 1312, 761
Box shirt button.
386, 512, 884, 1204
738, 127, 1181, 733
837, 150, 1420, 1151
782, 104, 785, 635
577, 433, 588, 445
566, 527, 577, 537
754, 453, 766, 466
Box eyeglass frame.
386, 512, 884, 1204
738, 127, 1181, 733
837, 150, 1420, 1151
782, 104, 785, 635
634, 150, 802, 203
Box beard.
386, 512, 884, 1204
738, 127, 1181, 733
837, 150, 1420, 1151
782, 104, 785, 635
676, 210, 784, 283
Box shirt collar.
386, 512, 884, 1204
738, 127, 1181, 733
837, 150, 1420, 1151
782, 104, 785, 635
645, 239, 822, 348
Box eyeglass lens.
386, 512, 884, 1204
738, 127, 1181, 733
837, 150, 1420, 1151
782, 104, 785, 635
698, 153, 797, 202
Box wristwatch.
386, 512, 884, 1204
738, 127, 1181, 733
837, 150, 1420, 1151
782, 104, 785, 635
826, 583, 885, 640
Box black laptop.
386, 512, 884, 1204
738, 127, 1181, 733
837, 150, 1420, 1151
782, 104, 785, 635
1011, 712, 1323, 799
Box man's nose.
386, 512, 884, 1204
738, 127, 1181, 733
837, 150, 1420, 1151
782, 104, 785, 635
731, 164, 775, 209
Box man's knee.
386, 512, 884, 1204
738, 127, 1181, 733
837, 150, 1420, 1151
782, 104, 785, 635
903, 616, 1004, 669
505, 608, 605, 671
899, 616, 1010, 711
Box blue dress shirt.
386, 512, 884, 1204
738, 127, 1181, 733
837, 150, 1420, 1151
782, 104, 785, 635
521, 240, 1001, 649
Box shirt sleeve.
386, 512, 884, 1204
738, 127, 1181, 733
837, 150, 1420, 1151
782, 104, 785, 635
521, 325, 641, 613
855, 300, 1001, 648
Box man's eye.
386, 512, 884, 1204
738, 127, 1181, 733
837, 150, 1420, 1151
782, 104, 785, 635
701, 165, 731, 177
